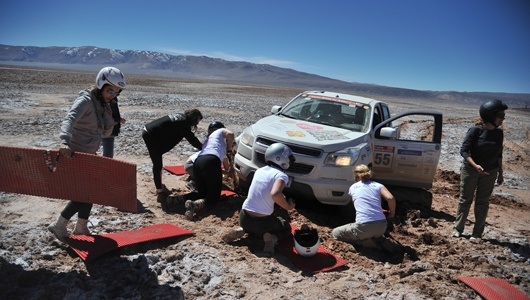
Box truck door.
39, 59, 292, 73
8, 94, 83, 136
371, 111, 443, 189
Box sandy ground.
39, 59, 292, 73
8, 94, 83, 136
0, 66, 529, 299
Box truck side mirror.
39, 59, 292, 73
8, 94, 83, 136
380, 127, 398, 139
271, 105, 282, 114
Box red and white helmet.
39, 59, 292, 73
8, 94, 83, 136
96, 67, 126, 90
294, 224, 320, 257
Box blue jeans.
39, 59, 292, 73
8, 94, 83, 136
454, 163, 498, 237
101, 136, 115, 158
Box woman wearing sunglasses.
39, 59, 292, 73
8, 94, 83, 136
453, 99, 508, 242
48, 66, 126, 242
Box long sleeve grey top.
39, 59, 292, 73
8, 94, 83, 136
60, 89, 115, 154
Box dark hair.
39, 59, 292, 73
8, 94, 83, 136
184, 109, 203, 131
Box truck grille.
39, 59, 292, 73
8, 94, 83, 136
256, 152, 314, 175
255, 137, 322, 158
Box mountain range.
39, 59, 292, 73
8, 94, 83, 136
0, 44, 527, 107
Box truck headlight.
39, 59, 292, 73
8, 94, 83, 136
240, 127, 255, 147
324, 146, 362, 166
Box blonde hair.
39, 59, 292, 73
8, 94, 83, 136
354, 164, 372, 181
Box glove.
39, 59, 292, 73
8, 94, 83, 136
59, 145, 73, 157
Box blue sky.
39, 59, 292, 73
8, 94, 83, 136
1, 0, 529, 93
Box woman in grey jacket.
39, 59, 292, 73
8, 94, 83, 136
48, 67, 126, 242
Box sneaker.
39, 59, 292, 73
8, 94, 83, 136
469, 236, 481, 243
263, 233, 278, 255
452, 230, 462, 238
222, 227, 245, 243
184, 200, 196, 220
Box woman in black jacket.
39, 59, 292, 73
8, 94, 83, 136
142, 109, 203, 203
453, 99, 507, 242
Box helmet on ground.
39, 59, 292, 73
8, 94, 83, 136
265, 143, 295, 170
96, 67, 126, 90
294, 224, 320, 257
479, 99, 508, 125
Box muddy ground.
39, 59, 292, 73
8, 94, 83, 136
0, 66, 529, 299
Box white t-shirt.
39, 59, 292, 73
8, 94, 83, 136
348, 180, 386, 224
242, 165, 289, 215
199, 128, 226, 160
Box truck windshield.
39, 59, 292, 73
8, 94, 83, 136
280, 95, 370, 132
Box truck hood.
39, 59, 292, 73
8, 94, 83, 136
251, 115, 369, 151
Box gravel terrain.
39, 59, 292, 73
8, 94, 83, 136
0, 66, 529, 299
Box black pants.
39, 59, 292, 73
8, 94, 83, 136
61, 201, 93, 220
186, 154, 222, 206
239, 209, 291, 240
142, 130, 165, 189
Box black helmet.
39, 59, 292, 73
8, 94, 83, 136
208, 121, 225, 135
208, 121, 225, 130
479, 99, 508, 124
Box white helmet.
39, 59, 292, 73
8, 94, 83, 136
96, 67, 126, 90
294, 224, 320, 257
265, 143, 295, 170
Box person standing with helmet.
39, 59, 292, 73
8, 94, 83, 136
182, 121, 235, 220
332, 164, 396, 246
453, 99, 508, 242
222, 143, 296, 255
48, 66, 126, 242
142, 109, 204, 203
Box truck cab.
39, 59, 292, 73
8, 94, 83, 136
234, 91, 443, 205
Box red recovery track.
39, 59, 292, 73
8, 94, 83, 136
67, 223, 195, 262
0, 146, 137, 212
458, 276, 529, 300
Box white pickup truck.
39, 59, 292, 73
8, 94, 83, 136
234, 91, 443, 205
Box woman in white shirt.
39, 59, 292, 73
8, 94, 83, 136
222, 143, 296, 255
183, 121, 234, 220
332, 164, 396, 244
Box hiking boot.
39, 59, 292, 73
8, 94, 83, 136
263, 232, 278, 255
72, 218, 91, 235
452, 230, 462, 238
48, 216, 70, 243
222, 227, 245, 243
184, 199, 205, 220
